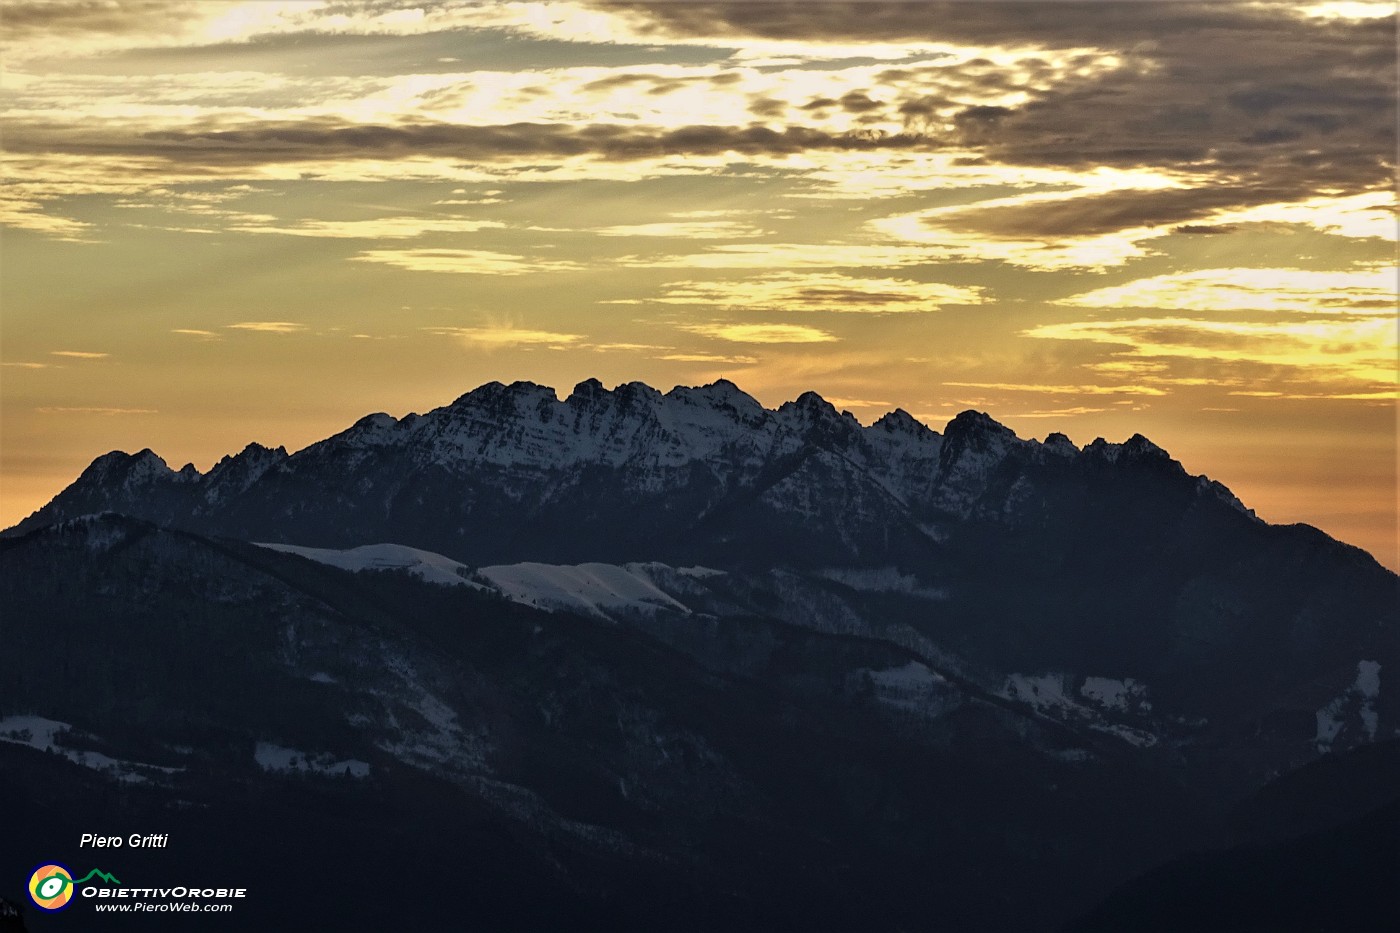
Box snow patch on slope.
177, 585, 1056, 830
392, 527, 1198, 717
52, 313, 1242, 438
362, 649, 489, 779
1003, 674, 1160, 748
1316, 660, 1382, 749
863, 661, 955, 714
476, 562, 692, 621
1080, 677, 1152, 714
1004, 673, 1076, 711
255, 542, 484, 588
870, 660, 944, 689
1087, 722, 1158, 748
818, 566, 946, 600
0, 715, 182, 783
674, 565, 725, 579
255, 742, 369, 778
254, 541, 712, 623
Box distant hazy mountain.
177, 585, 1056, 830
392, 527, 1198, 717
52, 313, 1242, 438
3, 380, 1395, 930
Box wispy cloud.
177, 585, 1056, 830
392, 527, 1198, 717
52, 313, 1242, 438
425, 326, 584, 349
872, 189, 1178, 272
1, 1, 493, 62
942, 381, 1167, 397
682, 323, 838, 344
233, 217, 507, 239
1058, 266, 1398, 314
1025, 316, 1397, 386
9, 119, 928, 169
50, 350, 108, 359
585, 342, 671, 352
1007, 407, 1112, 418
37, 406, 156, 415
1204, 192, 1397, 242
826, 396, 892, 410
0, 195, 92, 240
651, 272, 985, 313
171, 328, 222, 339
621, 243, 934, 271
1298, 3, 1397, 20
592, 221, 766, 239
353, 249, 583, 275
227, 322, 306, 334
1230, 389, 1396, 400
659, 352, 759, 364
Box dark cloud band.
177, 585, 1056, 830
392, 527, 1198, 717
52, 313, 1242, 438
5, 120, 931, 164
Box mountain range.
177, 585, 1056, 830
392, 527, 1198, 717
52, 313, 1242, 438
2, 379, 1395, 931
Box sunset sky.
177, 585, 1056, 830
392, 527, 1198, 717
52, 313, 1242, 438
1, 1, 1396, 568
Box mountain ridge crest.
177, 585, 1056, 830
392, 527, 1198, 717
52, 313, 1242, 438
5, 378, 1263, 560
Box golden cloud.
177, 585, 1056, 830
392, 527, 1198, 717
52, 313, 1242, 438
942, 381, 1167, 397
592, 221, 766, 239
36, 406, 156, 415
681, 322, 838, 344
227, 322, 307, 333
825, 396, 892, 410
233, 217, 507, 239
353, 249, 583, 275
1058, 266, 1398, 314
1025, 316, 1397, 387
652, 272, 985, 313
872, 189, 1176, 272
659, 352, 760, 364
621, 243, 934, 270
426, 326, 584, 348
1005, 406, 1111, 418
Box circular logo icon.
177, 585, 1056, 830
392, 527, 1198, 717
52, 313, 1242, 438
28, 863, 75, 912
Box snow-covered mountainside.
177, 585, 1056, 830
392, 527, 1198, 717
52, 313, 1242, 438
5, 380, 1397, 770
10, 378, 1400, 756
267, 532, 1399, 760
255, 541, 484, 589
254, 540, 708, 621
474, 561, 695, 620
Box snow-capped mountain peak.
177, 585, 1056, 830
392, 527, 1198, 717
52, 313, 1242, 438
7, 379, 1274, 571
872, 408, 935, 438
